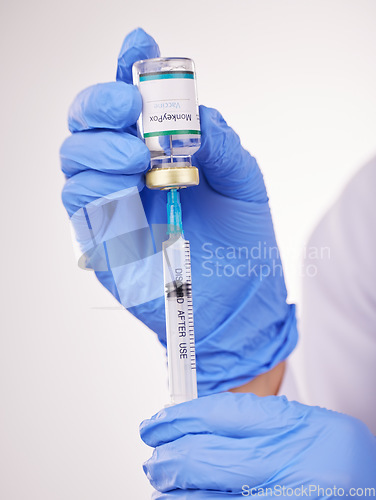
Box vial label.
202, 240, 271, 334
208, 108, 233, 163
139, 71, 200, 138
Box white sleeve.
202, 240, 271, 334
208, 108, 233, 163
297, 157, 376, 433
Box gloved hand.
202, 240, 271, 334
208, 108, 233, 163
60, 28, 298, 395
140, 392, 376, 498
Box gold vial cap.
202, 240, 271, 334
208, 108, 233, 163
146, 166, 199, 190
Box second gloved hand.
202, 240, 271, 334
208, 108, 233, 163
140, 392, 376, 498
60, 28, 298, 395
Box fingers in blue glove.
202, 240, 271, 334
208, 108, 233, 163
140, 392, 294, 447
116, 27, 160, 84
144, 432, 266, 493
141, 393, 300, 493
61, 170, 144, 217
68, 82, 142, 133
60, 130, 150, 179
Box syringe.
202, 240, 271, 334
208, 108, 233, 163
132, 56, 200, 404
163, 189, 198, 405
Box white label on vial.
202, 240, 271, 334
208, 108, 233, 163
139, 72, 200, 138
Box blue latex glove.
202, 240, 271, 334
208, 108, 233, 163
140, 392, 376, 498
60, 28, 298, 395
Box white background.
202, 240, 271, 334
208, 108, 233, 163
1, 0, 375, 498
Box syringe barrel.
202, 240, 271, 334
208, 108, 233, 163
162, 235, 198, 405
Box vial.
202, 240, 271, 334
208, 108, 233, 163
132, 57, 201, 190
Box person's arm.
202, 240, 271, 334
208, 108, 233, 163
229, 361, 285, 396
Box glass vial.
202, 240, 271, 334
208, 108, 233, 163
132, 58, 201, 190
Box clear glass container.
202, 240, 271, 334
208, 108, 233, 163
132, 57, 201, 189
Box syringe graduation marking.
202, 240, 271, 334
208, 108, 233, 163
183, 241, 196, 370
